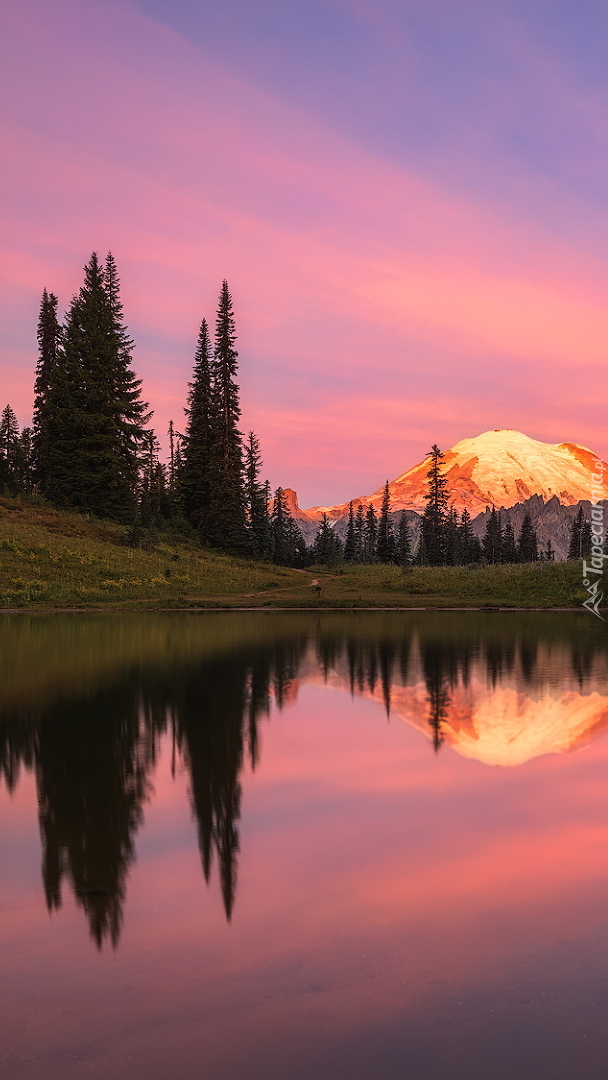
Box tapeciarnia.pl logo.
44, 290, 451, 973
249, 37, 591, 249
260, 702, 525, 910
582, 459, 606, 620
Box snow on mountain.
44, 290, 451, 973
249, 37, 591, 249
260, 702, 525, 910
292, 429, 608, 526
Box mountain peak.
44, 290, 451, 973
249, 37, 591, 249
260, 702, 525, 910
301, 429, 608, 517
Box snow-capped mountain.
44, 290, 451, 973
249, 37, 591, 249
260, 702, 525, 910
308, 429, 608, 517
286, 430, 608, 543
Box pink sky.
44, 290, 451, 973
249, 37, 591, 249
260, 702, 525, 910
2, 0, 608, 505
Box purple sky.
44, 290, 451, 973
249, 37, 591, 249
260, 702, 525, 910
2, 0, 608, 505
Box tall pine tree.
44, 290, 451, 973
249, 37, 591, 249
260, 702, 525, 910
354, 502, 365, 561
396, 511, 413, 567
0, 405, 20, 492
244, 431, 272, 558
482, 507, 503, 564
33, 289, 61, 488
180, 318, 214, 539
363, 504, 377, 562
344, 501, 356, 562
376, 481, 395, 563
45, 253, 149, 520
207, 281, 247, 552
517, 513, 538, 562
421, 445, 449, 566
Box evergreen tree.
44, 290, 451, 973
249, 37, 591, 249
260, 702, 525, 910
45, 253, 149, 520
376, 481, 395, 563
286, 516, 308, 567
354, 502, 365, 561
180, 318, 214, 539
567, 507, 584, 559
271, 487, 306, 566
581, 517, 592, 558
458, 508, 480, 564
166, 420, 182, 517
15, 427, 34, 492
139, 431, 170, 525
33, 289, 61, 487
244, 431, 272, 558
421, 445, 449, 566
312, 513, 342, 565
482, 507, 503, 564
208, 281, 247, 552
545, 539, 555, 562
502, 519, 518, 563
0, 405, 20, 492
445, 507, 460, 565
363, 503, 377, 562
344, 501, 356, 562
395, 511, 413, 567
517, 513, 538, 562
102, 252, 151, 507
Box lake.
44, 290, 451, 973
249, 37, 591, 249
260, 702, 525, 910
1, 611, 608, 1079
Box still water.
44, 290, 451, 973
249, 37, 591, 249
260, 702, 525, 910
1, 611, 608, 1079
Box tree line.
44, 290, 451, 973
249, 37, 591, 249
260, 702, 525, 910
0, 253, 597, 567
1, 252, 310, 561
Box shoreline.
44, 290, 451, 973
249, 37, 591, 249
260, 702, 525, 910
0, 605, 602, 614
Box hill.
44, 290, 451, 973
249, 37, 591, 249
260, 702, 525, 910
0, 495, 587, 610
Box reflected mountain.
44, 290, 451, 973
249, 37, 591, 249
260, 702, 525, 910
0, 612, 606, 944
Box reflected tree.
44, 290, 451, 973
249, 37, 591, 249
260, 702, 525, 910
35, 681, 154, 949
421, 643, 451, 752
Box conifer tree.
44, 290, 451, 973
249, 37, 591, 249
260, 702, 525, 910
271, 486, 291, 566
244, 431, 272, 558
421, 445, 449, 566
180, 318, 214, 539
208, 281, 247, 552
517, 513, 538, 562
376, 481, 395, 563
567, 507, 584, 559
33, 289, 61, 487
312, 514, 342, 565
45, 253, 149, 519
363, 504, 377, 562
482, 507, 503, 564
354, 502, 365, 561
458, 508, 479, 564
271, 487, 306, 566
445, 507, 460, 565
581, 517, 592, 558
396, 511, 413, 567
0, 405, 20, 492
344, 501, 356, 562
502, 519, 518, 563
139, 431, 170, 525
15, 428, 34, 492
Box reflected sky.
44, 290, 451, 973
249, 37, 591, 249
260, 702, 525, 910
1, 613, 608, 1079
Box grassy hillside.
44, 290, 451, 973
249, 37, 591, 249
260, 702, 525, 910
0, 496, 303, 607
0, 495, 589, 609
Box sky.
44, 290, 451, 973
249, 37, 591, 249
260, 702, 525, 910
2, 0, 608, 506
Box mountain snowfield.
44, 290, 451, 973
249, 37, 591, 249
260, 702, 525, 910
304, 429, 608, 518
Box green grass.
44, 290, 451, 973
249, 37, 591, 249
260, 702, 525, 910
0, 496, 303, 608
0, 494, 588, 609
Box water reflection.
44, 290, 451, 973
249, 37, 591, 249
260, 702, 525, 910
0, 612, 606, 947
